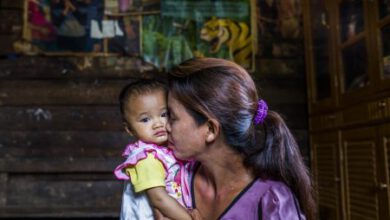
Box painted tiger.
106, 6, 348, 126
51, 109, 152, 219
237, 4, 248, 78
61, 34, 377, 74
200, 17, 253, 69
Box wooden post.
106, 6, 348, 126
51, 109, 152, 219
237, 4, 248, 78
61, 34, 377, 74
0, 173, 7, 206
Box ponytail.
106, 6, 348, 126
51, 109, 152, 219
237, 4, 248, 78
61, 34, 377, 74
245, 111, 316, 220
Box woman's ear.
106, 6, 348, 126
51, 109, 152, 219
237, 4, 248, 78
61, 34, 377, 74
205, 118, 219, 143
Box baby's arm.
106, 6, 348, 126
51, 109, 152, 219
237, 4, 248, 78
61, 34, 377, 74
146, 186, 191, 220
126, 153, 191, 220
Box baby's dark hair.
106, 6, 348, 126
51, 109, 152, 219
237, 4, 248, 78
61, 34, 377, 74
119, 79, 167, 121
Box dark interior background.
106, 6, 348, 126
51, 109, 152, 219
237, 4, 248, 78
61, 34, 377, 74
0, 0, 308, 218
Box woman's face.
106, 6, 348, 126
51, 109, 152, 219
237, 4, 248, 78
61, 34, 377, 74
166, 93, 207, 160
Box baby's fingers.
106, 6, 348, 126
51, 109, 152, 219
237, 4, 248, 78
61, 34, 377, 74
188, 209, 203, 220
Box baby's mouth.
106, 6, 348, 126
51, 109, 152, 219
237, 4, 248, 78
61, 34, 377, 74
154, 131, 167, 136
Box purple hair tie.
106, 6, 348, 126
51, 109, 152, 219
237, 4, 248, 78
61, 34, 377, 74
254, 99, 268, 125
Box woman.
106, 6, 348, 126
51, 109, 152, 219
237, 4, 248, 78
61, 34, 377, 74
166, 58, 316, 220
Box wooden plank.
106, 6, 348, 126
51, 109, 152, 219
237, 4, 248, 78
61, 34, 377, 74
7, 173, 122, 207
272, 103, 308, 129
0, 80, 128, 105
1, 173, 121, 217
0, 23, 21, 35
0, 207, 119, 218
0, 0, 24, 9
292, 129, 309, 161
0, 131, 131, 158
0, 173, 7, 206
0, 157, 123, 173
0, 106, 124, 131
256, 78, 307, 105
0, 57, 160, 79
0, 35, 19, 54
255, 58, 306, 79
0, 10, 22, 34
0, 10, 22, 23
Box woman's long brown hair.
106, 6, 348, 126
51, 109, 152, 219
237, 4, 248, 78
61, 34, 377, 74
168, 58, 316, 220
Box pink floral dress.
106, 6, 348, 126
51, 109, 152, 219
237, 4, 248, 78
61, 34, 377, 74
114, 140, 192, 219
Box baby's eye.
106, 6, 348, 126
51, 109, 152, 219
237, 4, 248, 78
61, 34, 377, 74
140, 117, 150, 123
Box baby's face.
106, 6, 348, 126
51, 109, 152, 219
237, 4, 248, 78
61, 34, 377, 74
124, 90, 168, 145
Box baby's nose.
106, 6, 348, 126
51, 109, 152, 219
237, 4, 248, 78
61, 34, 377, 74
153, 119, 164, 128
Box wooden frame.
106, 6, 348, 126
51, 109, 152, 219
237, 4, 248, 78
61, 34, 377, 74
302, 0, 339, 114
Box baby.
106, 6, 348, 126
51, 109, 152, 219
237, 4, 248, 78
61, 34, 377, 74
114, 79, 191, 220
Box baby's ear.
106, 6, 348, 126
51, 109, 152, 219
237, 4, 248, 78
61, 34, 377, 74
123, 123, 133, 136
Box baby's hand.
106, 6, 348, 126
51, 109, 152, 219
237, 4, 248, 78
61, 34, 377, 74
154, 208, 203, 220
188, 209, 203, 220
153, 208, 172, 220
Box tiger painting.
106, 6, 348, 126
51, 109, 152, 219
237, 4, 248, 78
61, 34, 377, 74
200, 17, 253, 69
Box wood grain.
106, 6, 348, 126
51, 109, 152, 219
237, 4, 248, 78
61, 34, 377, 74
0, 106, 124, 130
0, 80, 128, 105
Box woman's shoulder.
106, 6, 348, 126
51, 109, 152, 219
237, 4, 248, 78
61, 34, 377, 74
258, 179, 306, 220
216, 179, 304, 220
259, 179, 295, 203
259, 179, 291, 192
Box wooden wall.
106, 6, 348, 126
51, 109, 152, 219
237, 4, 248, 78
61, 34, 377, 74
0, 2, 144, 217
0, 55, 155, 217
0, 0, 21, 55
0, 0, 308, 218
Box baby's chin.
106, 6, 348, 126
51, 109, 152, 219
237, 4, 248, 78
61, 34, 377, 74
155, 137, 168, 146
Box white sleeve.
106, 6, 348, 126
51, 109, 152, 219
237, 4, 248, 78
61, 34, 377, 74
120, 182, 154, 220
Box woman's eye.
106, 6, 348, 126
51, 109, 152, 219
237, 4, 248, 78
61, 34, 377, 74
161, 111, 168, 118
167, 112, 175, 121
169, 115, 176, 121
